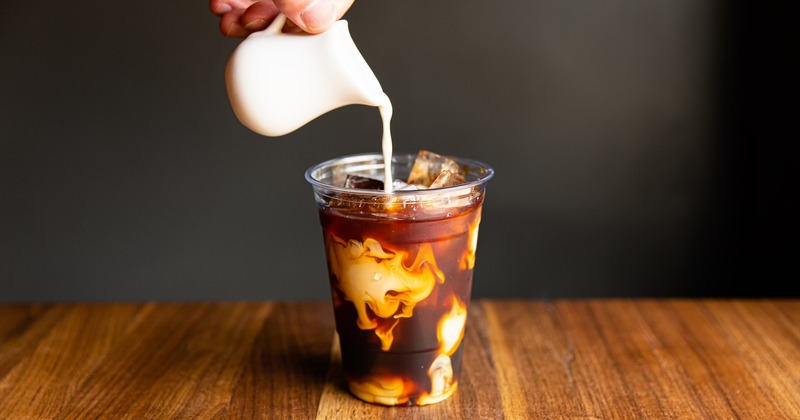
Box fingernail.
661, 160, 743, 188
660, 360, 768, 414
299, 0, 335, 32
215, 3, 232, 14
244, 18, 267, 31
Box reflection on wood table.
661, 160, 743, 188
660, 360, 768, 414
1, 300, 798, 419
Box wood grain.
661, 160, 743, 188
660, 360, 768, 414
0, 300, 798, 419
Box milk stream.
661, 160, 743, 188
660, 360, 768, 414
376, 93, 394, 193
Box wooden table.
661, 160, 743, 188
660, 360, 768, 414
1, 300, 798, 419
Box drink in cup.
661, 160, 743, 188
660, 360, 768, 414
305, 150, 494, 406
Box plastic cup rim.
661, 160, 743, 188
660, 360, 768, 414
304, 152, 495, 197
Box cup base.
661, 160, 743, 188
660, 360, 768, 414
339, 341, 465, 406
347, 380, 458, 406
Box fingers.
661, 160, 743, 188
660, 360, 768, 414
213, 0, 281, 38
241, 2, 280, 32
273, 0, 354, 34
211, 0, 355, 37
209, 0, 254, 16
219, 8, 248, 38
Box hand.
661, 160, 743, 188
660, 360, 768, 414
210, 0, 355, 37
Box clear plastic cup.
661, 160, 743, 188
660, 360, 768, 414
305, 152, 494, 406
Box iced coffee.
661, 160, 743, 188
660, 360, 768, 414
305, 151, 494, 406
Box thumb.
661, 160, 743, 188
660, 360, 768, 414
273, 0, 337, 34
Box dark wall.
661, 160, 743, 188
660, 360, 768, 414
1, 1, 794, 301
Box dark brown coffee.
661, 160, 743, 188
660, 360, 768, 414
318, 196, 483, 406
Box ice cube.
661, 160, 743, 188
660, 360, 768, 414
392, 179, 409, 190
344, 174, 384, 190
429, 170, 467, 189
392, 179, 425, 191
407, 150, 464, 188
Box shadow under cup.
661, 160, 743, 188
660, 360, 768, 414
305, 153, 494, 406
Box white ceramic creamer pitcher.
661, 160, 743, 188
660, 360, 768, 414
225, 14, 387, 137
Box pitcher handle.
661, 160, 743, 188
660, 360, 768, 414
263, 13, 288, 35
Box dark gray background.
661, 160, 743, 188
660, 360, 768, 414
1, 1, 794, 301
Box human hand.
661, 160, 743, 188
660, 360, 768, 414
210, 0, 355, 37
